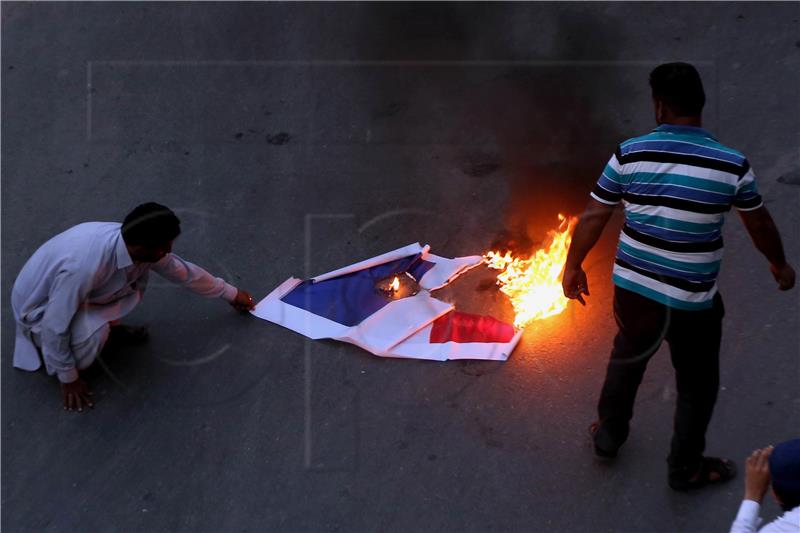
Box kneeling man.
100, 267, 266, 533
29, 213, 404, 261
11, 202, 255, 412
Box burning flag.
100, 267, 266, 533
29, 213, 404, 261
252, 216, 575, 361
251, 243, 522, 361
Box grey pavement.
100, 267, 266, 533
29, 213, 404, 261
2, 2, 799, 532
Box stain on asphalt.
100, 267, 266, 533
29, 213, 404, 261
266, 132, 291, 145
462, 153, 502, 177
372, 102, 404, 119
476, 418, 505, 448
777, 168, 800, 186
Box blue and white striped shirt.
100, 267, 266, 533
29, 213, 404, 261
591, 124, 763, 310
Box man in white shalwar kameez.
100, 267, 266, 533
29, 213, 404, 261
11, 202, 255, 412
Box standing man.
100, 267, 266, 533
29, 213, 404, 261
561, 63, 795, 490
11, 202, 256, 413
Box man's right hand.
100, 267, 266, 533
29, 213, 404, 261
61, 378, 94, 412
744, 446, 773, 503
770, 262, 796, 291
562, 265, 589, 305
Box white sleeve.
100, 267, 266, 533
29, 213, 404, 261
757, 507, 800, 532
730, 500, 762, 533
150, 253, 238, 302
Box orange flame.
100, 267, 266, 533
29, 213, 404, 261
484, 214, 577, 328
390, 276, 400, 291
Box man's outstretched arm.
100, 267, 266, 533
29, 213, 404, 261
151, 253, 256, 310
738, 206, 795, 290
562, 198, 617, 304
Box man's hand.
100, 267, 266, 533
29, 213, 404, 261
744, 446, 773, 503
230, 289, 256, 312
770, 262, 796, 291
61, 378, 94, 412
562, 265, 589, 305
560, 198, 615, 307
739, 207, 792, 289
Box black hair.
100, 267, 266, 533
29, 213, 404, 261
776, 488, 800, 513
121, 202, 181, 247
649, 62, 706, 117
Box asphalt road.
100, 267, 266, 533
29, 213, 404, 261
2, 2, 799, 532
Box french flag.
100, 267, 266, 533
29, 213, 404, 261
252, 243, 523, 361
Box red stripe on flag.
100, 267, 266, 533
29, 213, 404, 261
429, 311, 515, 344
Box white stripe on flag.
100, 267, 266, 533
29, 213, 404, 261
418, 253, 484, 291
312, 243, 428, 283
340, 292, 452, 354
385, 325, 523, 361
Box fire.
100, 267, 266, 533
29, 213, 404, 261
389, 276, 400, 292
484, 214, 577, 328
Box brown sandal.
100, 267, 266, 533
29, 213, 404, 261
669, 457, 737, 491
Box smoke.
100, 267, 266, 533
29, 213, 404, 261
468, 11, 631, 252
352, 4, 633, 254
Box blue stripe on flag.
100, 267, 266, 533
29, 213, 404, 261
281, 254, 435, 326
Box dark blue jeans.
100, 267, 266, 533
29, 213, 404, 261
594, 286, 724, 473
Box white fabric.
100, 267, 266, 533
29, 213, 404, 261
730, 500, 800, 532
417, 253, 484, 291
11, 222, 237, 382
28, 323, 111, 377
310, 244, 483, 289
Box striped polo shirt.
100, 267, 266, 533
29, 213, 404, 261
591, 124, 763, 310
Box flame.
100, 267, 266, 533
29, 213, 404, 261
484, 214, 577, 328
390, 276, 400, 291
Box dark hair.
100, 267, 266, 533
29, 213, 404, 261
121, 202, 181, 247
776, 489, 800, 513
649, 62, 706, 117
